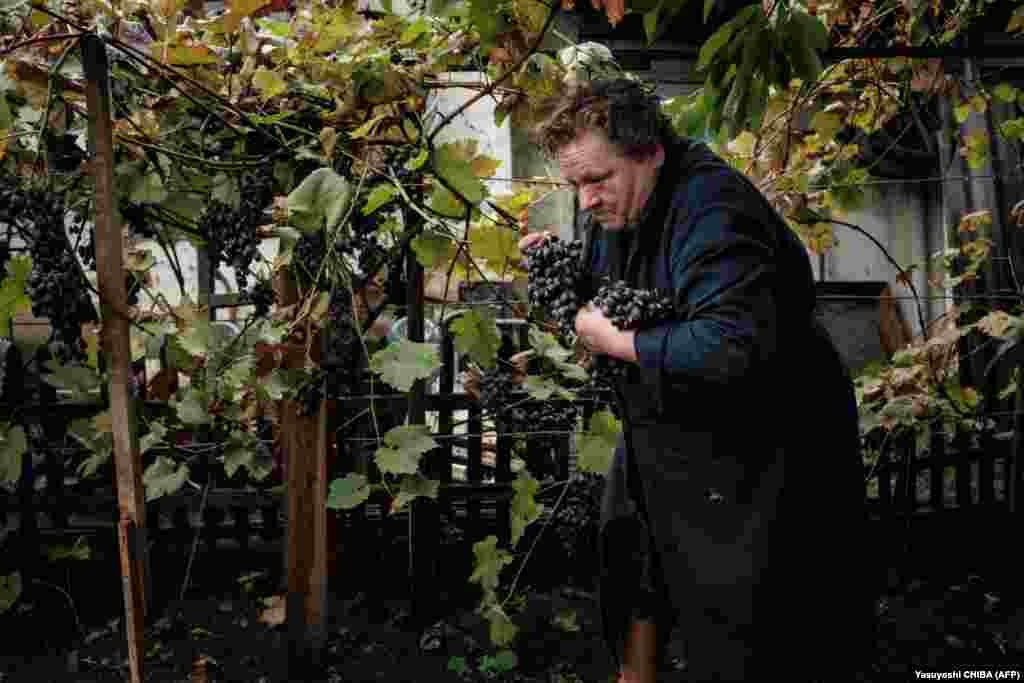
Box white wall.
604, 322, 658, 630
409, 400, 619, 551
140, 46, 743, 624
821, 182, 946, 339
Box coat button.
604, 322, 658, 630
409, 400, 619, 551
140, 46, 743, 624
705, 489, 724, 504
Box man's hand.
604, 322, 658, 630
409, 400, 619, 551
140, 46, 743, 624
575, 303, 638, 363
517, 230, 553, 253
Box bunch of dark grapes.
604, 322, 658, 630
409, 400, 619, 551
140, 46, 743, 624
586, 278, 675, 389
13, 186, 99, 361
242, 278, 276, 318
320, 287, 360, 399
0, 241, 9, 281
202, 167, 274, 292
526, 236, 584, 340
549, 472, 604, 563
293, 229, 326, 287
119, 200, 158, 239
479, 363, 577, 436
591, 278, 675, 329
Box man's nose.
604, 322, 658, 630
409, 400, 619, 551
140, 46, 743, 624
579, 185, 599, 210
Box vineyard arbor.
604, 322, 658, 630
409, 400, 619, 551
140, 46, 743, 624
2, 0, 1024, 679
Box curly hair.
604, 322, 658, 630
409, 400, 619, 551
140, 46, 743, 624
532, 78, 676, 160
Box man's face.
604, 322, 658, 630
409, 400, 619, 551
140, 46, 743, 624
557, 128, 663, 231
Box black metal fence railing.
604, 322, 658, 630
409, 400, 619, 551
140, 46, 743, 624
2, 312, 1021, 611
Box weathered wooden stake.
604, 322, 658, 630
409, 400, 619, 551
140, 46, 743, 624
83, 33, 147, 683
284, 396, 329, 675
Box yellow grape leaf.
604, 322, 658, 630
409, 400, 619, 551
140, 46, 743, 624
469, 223, 519, 270
150, 43, 219, 66
726, 130, 756, 158
221, 0, 270, 33
349, 113, 389, 140
811, 111, 843, 140
975, 311, 1019, 339
252, 67, 287, 101
959, 130, 990, 170
470, 155, 502, 178
320, 127, 338, 159
958, 209, 992, 234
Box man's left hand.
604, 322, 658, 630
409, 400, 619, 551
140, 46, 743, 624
575, 304, 637, 363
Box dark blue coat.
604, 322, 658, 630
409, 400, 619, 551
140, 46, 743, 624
583, 139, 871, 680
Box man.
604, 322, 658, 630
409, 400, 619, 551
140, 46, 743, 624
519, 79, 872, 682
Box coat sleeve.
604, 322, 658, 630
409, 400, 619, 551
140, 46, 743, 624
632, 204, 780, 385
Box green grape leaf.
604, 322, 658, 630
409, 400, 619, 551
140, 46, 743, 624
697, 5, 757, 71
390, 474, 441, 513
575, 408, 621, 474
286, 168, 352, 233
252, 66, 287, 101
175, 389, 210, 425
142, 456, 190, 502
555, 361, 589, 382
363, 184, 399, 215
792, 9, 829, 51
0, 572, 21, 614
369, 339, 441, 392
993, 82, 1018, 104
178, 317, 211, 357
139, 420, 168, 454
447, 657, 469, 675
0, 425, 27, 484
450, 309, 501, 370
405, 148, 428, 171
327, 473, 372, 510
1000, 117, 1024, 142
703, 0, 716, 22
469, 535, 514, 595
522, 376, 574, 401
509, 470, 542, 546
258, 369, 293, 401
375, 424, 438, 476
47, 538, 92, 561
432, 141, 486, 207
529, 326, 572, 363
484, 605, 519, 648
223, 357, 256, 393
42, 361, 100, 400
0, 255, 32, 336
129, 171, 167, 204
411, 232, 457, 270
468, 0, 509, 52
223, 442, 273, 480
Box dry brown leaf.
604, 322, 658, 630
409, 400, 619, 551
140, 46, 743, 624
257, 594, 286, 626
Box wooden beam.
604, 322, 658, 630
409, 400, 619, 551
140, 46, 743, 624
284, 397, 329, 675
82, 33, 147, 683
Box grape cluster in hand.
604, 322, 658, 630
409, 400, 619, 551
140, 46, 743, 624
526, 236, 584, 340
591, 278, 675, 330
479, 364, 577, 436
587, 278, 675, 389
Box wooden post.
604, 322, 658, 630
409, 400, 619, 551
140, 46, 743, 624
284, 396, 329, 675
82, 34, 147, 683
405, 241, 439, 623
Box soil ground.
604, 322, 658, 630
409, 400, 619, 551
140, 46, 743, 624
4, 554, 1024, 682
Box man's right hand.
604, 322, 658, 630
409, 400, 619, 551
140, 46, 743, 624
517, 230, 553, 253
